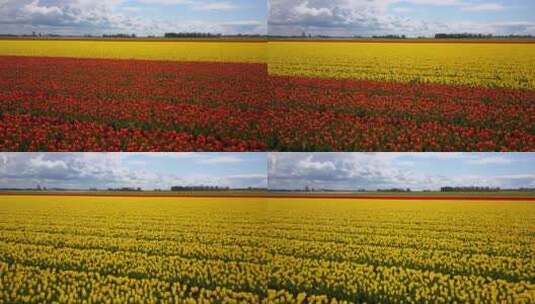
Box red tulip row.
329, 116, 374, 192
0, 56, 268, 107
0, 113, 265, 151
268, 108, 534, 151
0, 56, 270, 151
267, 76, 535, 151
0, 92, 268, 142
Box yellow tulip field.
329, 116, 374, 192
0, 195, 533, 303
0, 39, 266, 63
265, 198, 535, 303
268, 42, 535, 90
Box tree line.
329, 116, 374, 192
440, 186, 535, 192
435, 33, 534, 39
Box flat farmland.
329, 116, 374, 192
0, 39, 269, 151
0, 39, 266, 63
268, 41, 535, 151
265, 198, 535, 303
2, 39, 535, 151
268, 42, 535, 89
0, 195, 270, 303
1, 195, 533, 303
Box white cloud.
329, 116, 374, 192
0, 0, 265, 35
268, 0, 528, 36
268, 153, 535, 191
23, 0, 62, 16
269, 0, 432, 36
29, 155, 68, 170
294, 1, 332, 17
0, 153, 266, 190
298, 156, 336, 171
269, 153, 423, 190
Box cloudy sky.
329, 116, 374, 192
2, 153, 534, 191
0, 0, 266, 35
268, 153, 535, 191
269, 0, 535, 37
0, 153, 267, 190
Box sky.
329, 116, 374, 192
2, 1, 532, 37
268, 153, 535, 191
2, 152, 534, 192
268, 0, 535, 37
0, 153, 267, 190
0, 0, 266, 35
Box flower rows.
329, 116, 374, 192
268, 42, 535, 90
0, 56, 269, 151
1, 262, 264, 303
0, 196, 269, 303
1, 55, 534, 151
0, 39, 266, 63
264, 199, 535, 303
1, 196, 534, 303
268, 76, 535, 151
0, 113, 265, 151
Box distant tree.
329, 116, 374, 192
377, 188, 411, 192
164, 32, 221, 38
440, 186, 501, 192
372, 34, 407, 39
435, 33, 493, 39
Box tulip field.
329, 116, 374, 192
1, 39, 535, 151
268, 42, 535, 90
266, 198, 535, 303
0, 40, 268, 151
0, 196, 270, 303
268, 76, 535, 151
0, 57, 270, 151
268, 41, 535, 151
0, 40, 266, 63
1, 195, 534, 303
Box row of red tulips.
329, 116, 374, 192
0, 56, 270, 151
268, 76, 535, 151
0, 113, 265, 151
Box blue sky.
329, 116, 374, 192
0, 0, 266, 35
2, 1, 532, 36
0, 153, 267, 190
268, 153, 535, 191
2, 153, 534, 191
269, 0, 535, 36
